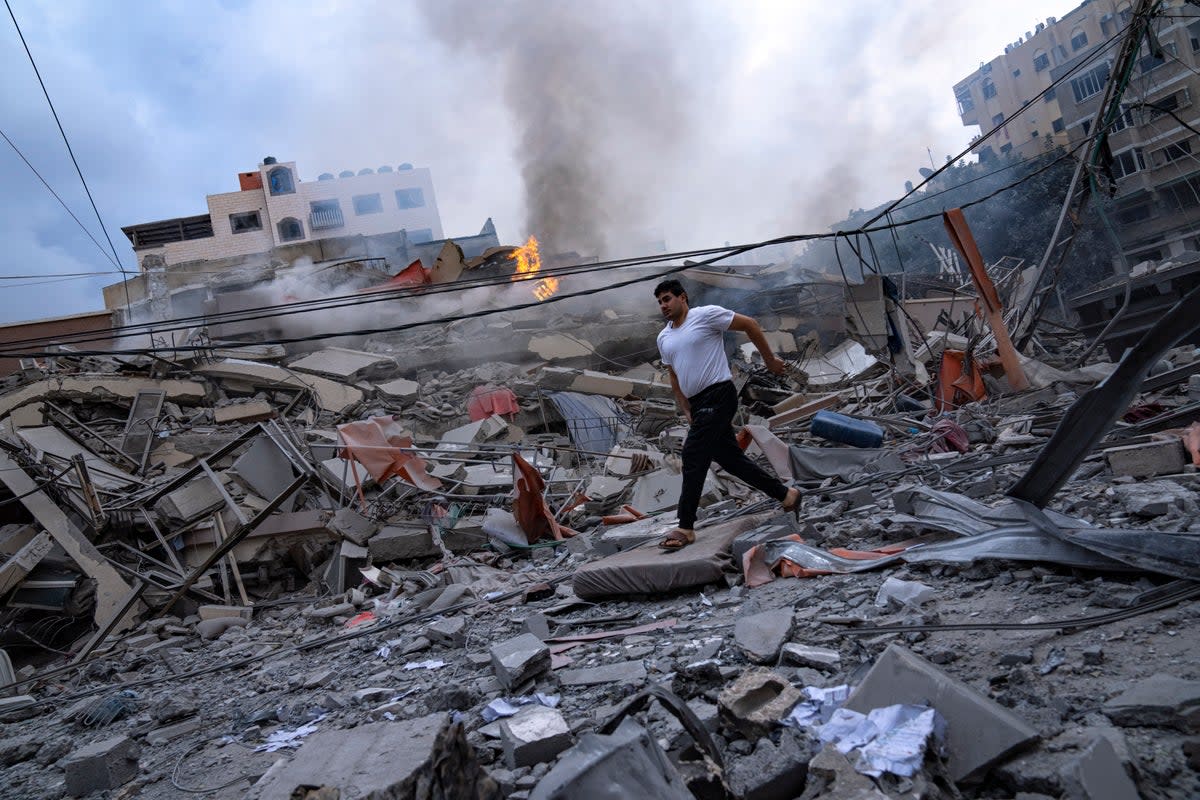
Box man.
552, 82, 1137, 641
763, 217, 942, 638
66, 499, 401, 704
653, 279, 799, 549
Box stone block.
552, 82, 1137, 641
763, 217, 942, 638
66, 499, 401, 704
1103, 673, 1200, 731
369, 525, 439, 561
725, 726, 814, 800
875, 577, 935, 609
1105, 439, 1186, 479
214, 400, 275, 424
500, 705, 572, 768
146, 718, 202, 746
64, 735, 140, 797
196, 617, 247, 640
0, 735, 37, 767
557, 660, 646, 687
491, 633, 551, 690
844, 644, 1038, 782
329, 507, 380, 546
1111, 481, 1195, 517
735, 607, 794, 664
426, 616, 467, 648
1060, 736, 1139, 800
718, 669, 803, 740
377, 377, 419, 404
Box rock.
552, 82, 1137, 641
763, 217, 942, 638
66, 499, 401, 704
799, 744, 888, 799
718, 669, 803, 740
734, 607, 794, 664
780, 643, 840, 671
63, 735, 140, 797
427, 616, 468, 647
1103, 673, 1200, 731
557, 660, 646, 687
1110, 481, 1194, 517
999, 649, 1034, 666
1081, 645, 1104, 666
197, 617, 248, 639
491, 633, 551, 690
152, 692, 197, 723
1060, 736, 1139, 800
0, 735, 38, 767
875, 577, 935, 609
500, 705, 573, 769
725, 726, 814, 800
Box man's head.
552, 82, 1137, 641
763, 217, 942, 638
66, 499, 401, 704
653, 279, 689, 323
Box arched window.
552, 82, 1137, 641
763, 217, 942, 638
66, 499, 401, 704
339, 170, 355, 178
1033, 49, 1049, 72
377, 165, 393, 173
317, 172, 334, 181
1070, 27, 1088, 51
267, 166, 295, 195
357, 168, 374, 176
277, 217, 304, 242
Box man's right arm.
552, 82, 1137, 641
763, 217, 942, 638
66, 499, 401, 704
667, 366, 691, 424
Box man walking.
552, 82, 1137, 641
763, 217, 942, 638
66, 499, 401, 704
653, 279, 799, 549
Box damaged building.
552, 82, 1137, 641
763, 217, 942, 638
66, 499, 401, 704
0, 189, 1198, 800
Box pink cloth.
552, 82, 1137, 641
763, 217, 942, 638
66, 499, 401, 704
336, 415, 441, 491
468, 384, 521, 421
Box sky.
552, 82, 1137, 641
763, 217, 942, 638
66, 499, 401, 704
0, 0, 1077, 325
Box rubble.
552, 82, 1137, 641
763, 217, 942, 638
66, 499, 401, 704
0, 238, 1198, 799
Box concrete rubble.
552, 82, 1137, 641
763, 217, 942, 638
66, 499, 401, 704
0, 251, 1198, 799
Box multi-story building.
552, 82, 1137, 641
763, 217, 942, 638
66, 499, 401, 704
953, 1, 1130, 162
1051, 2, 1200, 262
954, 1, 1200, 264
120, 157, 444, 271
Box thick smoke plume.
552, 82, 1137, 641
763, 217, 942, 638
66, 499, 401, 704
416, 2, 693, 258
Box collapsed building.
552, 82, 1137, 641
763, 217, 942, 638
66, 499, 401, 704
0, 195, 1198, 800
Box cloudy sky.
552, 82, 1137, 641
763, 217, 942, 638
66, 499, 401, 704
0, 0, 1073, 324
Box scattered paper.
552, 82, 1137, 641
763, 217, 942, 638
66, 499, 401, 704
403, 659, 446, 671
254, 717, 324, 752
481, 693, 561, 723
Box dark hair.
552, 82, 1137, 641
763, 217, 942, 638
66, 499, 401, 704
653, 279, 686, 298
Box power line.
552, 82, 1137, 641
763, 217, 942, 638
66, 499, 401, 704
4, 0, 133, 308
0, 128, 120, 270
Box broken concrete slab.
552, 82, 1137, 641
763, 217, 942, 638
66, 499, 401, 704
627, 468, 682, 514
195, 360, 363, 414
426, 616, 467, 647
537, 366, 674, 401
719, 669, 803, 740
376, 376, 420, 404
781, 643, 841, 672
725, 726, 813, 800
63, 735, 140, 797
288, 347, 396, 383
843, 644, 1038, 782
247, 715, 451, 799
801, 744, 889, 799
157, 475, 226, 524
735, 607, 794, 664
491, 633, 551, 690
0, 376, 207, 422
213, 399, 275, 424
500, 704, 572, 768
233, 434, 299, 513
0, 531, 52, 596
1102, 673, 1200, 731
557, 660, 647, 687
1060, 736, 1139, 800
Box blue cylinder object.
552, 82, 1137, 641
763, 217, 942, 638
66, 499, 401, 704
810, 410, 884, 448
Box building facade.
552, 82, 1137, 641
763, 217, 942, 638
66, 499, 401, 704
1051, 3, 1200, 262
954, 1, 1200, 264
953, 1, 1131, 162
121, 158, 444, 271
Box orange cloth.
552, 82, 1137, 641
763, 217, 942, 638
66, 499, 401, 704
468, 384, 521, 421
336, 415, 441, 491
511, 453, 576, 543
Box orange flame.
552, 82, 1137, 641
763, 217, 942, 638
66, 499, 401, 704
511, 235, 559, 301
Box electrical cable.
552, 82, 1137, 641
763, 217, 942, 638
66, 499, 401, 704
0, 464, 72, 508
0, 127, 121, 270
4, 0, 134, 309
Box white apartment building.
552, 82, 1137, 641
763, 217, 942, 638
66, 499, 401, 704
121, 157, 444, 271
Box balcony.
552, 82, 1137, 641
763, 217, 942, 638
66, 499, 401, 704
309, 207, 344, 231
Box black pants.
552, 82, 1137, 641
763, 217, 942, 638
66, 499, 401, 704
677, 380, 787, 529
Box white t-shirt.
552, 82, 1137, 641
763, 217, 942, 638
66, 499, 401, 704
657, 304, 736, 398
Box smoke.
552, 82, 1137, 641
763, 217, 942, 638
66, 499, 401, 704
415, 1, 695, 258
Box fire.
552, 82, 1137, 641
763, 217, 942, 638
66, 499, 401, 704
510, 235, 559, 301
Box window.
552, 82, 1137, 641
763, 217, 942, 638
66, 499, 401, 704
982, 80, 997, 99
1190, 21, 1200, 52
1148, 92, 1181, 120
1012, 68, 1021, 78
1131, 247, 1164, 262
1140, 42, 1176, 74
1031, 130, 1040, 139
1101, 14, 1115, 37
1118, 6, 1132, 25
992, 113, 1005, 126
277, 217, 304, 241
396, 188, 425, 209
1071, 29, 1088, 51
1159, 139, 1194, 165
1116, 201, 1153, 226
1045, 86, 1057, 102
1112, 148, 1145, 179
1000, 143, 1013, 155
1033, 51, 1050, 72
1071, 63, 1111, 102
309, 199, 344, 230
229, 211, 261, 234
1082, 119, 1092, 136
955, 85, 974, 114
1108, 106, 1134, 132
267, 166, 295, 195
408, 228, 434, 244
353, 193, 383, 215
1052, 117, 1066, 133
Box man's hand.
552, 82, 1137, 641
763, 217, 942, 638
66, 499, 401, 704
763, 354, 787, 375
